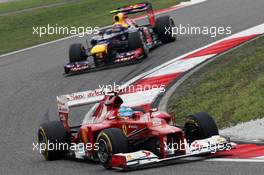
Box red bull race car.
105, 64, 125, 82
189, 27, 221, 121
64, 2, 176, 74
38, 89, 234, 170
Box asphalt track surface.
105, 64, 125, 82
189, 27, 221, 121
1, 0, 264, 174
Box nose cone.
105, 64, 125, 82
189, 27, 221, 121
90, 44, 107, 55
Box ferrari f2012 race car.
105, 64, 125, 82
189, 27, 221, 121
38, 89, 233, 170
64, 2, 176, 74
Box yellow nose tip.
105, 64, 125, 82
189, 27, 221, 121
90, 44, 107, 55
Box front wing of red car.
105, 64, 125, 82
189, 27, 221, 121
111, 135, 235, 170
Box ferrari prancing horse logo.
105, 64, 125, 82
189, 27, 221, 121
122, 124, 127, 135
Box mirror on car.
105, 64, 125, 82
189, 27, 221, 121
149, 108, 158, 112
149, 108, 158, 118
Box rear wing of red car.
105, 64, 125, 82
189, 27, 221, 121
110, 2, 156, 27
56, 89, 108, 129
57, 89, 104, 109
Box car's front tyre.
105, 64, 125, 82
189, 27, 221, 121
69, 43, 87, 63
184, 112, 219, 143
96, 128, 128, 169
128, 31, 149, 59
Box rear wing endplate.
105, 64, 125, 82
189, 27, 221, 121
110, 2, 155, 27
110, 2, 152, 14
56, 89, 110, 116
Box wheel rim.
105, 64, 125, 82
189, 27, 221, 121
97, 139, 110, 163
38, 130, 48, 157
170, 18, 175, 27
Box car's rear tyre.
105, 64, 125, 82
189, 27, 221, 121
69, 43, 87, 63
38, 121, 70, 160
155, 16, 176, 43
128, 31, 148, 59
184, 112, 219, 143
96, 128, 128, 169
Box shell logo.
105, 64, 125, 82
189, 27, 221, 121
126, 155, 133, 161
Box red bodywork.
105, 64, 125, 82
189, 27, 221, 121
57, 91, 186, 160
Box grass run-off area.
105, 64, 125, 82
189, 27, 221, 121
167, 36, 264, 128
0, 0, 65, 14
0, 0, 185, 55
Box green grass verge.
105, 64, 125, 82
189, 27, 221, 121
0, 0, 65, 14
0, 0, 185, 55
167, 36, 264, 128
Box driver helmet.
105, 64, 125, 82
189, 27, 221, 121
118, 106, 133, 118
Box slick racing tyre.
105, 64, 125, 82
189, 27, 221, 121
96, 128, 128, 169
184, 112, 219, 143
155, 15, 176, 43
38, 121, 70, 160
128, 31, 149, 59
69, 43, 87, 63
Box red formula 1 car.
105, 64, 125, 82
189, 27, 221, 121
38, 89, 233, 170
64, 2, 176, 74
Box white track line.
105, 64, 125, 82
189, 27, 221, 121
206, 158, 264, 163
144, 54, 215, 78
